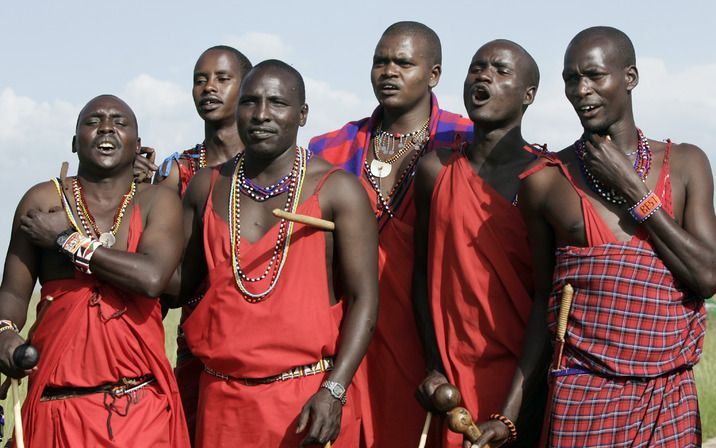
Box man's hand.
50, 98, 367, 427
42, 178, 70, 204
460, 420, 509, 448
582, 133, 646, 199
0, 331, 34, 380
416, 369, 448, 411
296, 388, 343, 446
134, 146, 158, 183
19, 207, 71, 249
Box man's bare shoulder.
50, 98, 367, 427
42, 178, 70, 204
519, 146, 573, 201
18, 180, 64, 211
135, 182, 181, 213
667, 141, 713, 176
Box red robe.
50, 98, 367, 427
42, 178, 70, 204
308, 95, 473, 447
429, 153, 536, 447
20, 205, 190, 448
182, 169, 361, 447
523, 142, 705, 447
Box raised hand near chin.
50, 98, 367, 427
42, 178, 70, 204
582, 133, 644, 198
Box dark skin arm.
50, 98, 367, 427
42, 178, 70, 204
168, 167, 211, 308
296, 170, 379, 446
412, 149, 451, 410
19, 185, 184, 298
0, 186, 47, 378
473, 168, 555, 448
583, 135, 716, 297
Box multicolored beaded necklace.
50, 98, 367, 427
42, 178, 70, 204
574, 128, 652, 205
370, 119, 430, 179
72, 178, 137, 248
363, 132, 429, 222
229, 146, 308, 302
239, 149, 313, 202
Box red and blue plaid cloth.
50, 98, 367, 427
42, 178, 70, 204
547, 238, 705, 447
308, 93, 473, 176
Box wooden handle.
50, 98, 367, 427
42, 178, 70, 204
324, 442, 331, 448
272, 209, 335, 231
12, 378, 25, 448
556, 284, 574, 343
418, 412, 432, 448
60, 161, 69, 184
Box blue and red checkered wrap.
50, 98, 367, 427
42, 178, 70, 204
546, 239, 706, 447
308, 93, 473, 176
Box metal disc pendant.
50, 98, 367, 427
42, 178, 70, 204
99, 232, 116, 248
370, 159, 392, 178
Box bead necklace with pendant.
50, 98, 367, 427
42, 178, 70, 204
72, 178, 137, 248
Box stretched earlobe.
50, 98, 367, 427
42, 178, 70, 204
71, 136, 78, 154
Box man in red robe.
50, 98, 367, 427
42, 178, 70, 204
177, 60, 379, 447
476, 27, 715, 448
413, 40, 545, 447
151, 45, 251, 444
309, 21, 472, 447
0, 95, 190, 447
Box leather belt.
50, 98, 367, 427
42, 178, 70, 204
204, 357, 334, 386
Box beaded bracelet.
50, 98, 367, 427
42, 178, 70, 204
628, 190, 662, 223
73, 238, 103, 275
489, 413, 518, 443
0, 319, 19, 336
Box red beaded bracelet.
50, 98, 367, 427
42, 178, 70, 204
489, 413, 517, 443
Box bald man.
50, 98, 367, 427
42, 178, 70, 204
177, 60, 378, 447
413, 40, 545, 448
475, 26, 715, 448
309, 21, 472, 447
0, 95, 190, 447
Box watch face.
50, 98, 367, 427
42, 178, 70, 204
333, 383, 346, 396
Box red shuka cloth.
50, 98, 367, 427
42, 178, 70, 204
429, 153, 535, 447
182, 169, 360, 447
523, 142, 705, 446
309, 96, 473, 447
20, 205, 190, 448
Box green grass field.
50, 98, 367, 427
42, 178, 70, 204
0, 299, 714, 443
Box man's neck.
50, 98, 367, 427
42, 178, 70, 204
243, 144, 297, 184
467, 124, 528, 172
587, 114, 639, 155
379, 94, 432, 135
204, 121, 244, 166
76, 167, 135, 200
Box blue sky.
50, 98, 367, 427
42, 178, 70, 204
0, 0, 714, 259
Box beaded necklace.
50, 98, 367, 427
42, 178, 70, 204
370, 119, 430, 178
187, 144, 207, 176
574, 128, 652, 205
229, 146, 308, 302
363, 134, 429, 221
239, 150, 313, 202
72, 178, 137, 248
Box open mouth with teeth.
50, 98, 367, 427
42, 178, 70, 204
97, 142, 117, 153
578, 105, 600, 114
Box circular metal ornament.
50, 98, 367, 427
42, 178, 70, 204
99, 232, 116, 248
370, 159, 392, 178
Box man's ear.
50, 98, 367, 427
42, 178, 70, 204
625, 65, 639, 92
428, 64, 442, 89
299, 104, 309, 127
523, 85, 537, 107
136, 138, 142, 154
72, 136, 78, 153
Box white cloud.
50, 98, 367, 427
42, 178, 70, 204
298, 77, 375, 145
224, 32, 291, 62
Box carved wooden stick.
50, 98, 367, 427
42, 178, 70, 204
272, 209, 335, 231
60, 161, 69, 184
418, 412, 432, 448
12, 379, 24, 448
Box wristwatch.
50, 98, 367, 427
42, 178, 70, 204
55, 228, 77, 252
320, 380, 347, 405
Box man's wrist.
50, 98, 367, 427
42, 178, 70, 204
320, 380, 347, 405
